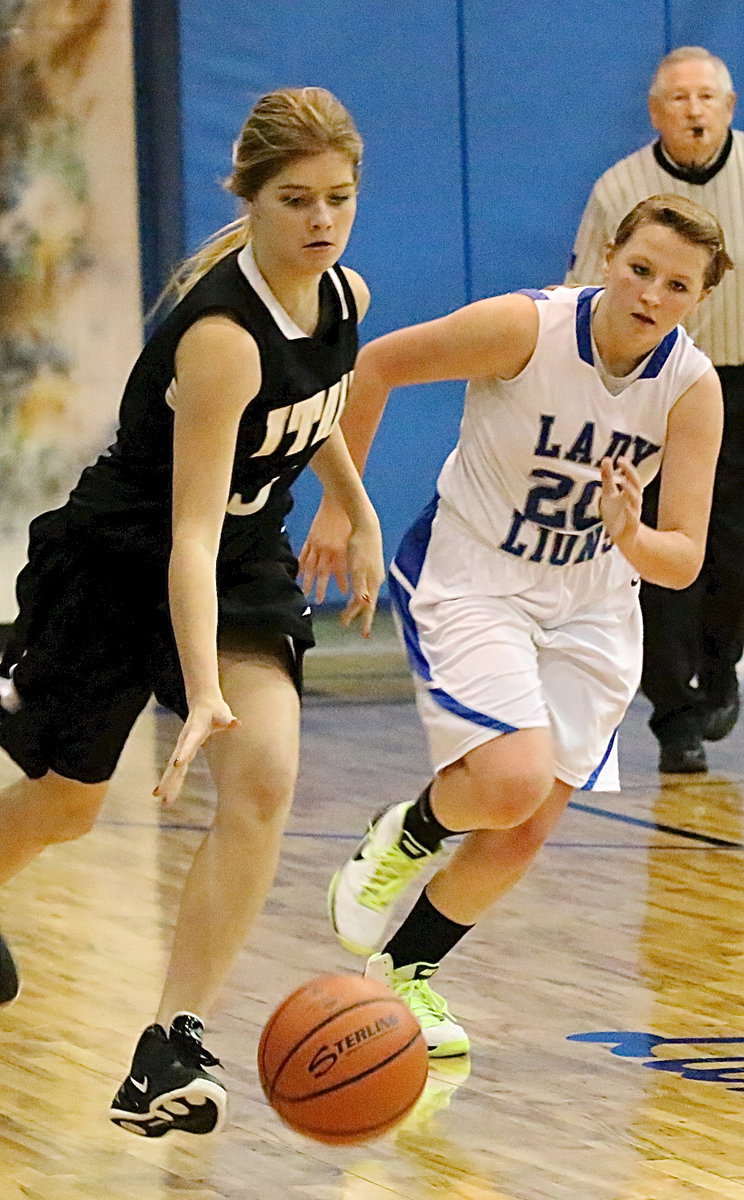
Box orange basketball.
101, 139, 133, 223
258, 973, 428, 1144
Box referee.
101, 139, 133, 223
566, 46, 744, 774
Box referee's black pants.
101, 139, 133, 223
640, 364, 744, 745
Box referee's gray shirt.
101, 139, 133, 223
566, 130, 744, 367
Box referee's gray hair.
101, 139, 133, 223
649, 47, 734, 97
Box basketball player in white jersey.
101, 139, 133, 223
302, 194, 731, 1056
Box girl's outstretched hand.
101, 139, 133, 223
299, 497, 352, 603
154, 695, 240, 805
600, 455, 643, 549
339, 517, 385, 638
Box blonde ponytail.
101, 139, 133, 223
169, 219, 250, 301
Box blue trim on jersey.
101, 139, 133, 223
639, 327, 678, 377
581, 728, 618, 791
390, 496, 519, 737
428, 688, 519, 734
575, 287, 603, 365
393, 494, 439, 589
390, 569, 518, 733
388, 570, 432, 683
517, 288, 550, 301
576, 286, 679, 379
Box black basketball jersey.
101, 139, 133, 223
69, 245, 359, 564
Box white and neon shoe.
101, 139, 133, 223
365, 952, 470, 1058
328, 802, 442, 956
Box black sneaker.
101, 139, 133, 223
0, 933, 20, 1005
109, 1013, 226, 1137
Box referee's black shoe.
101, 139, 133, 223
0, 933, 20, 1005
701, 686, 740, 743
110, 1013, 226, 1137
658, 736, 708, 774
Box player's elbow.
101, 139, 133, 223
357, 332, 419, 394
668, 561, 703, 590
656, 549, 704, 591
355, 339, 393, 389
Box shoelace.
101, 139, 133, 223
359, 843, 427, 910
393, 978, 451, 1027
170, 1021, 223, 1069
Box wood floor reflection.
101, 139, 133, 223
1, 616, 743, 1199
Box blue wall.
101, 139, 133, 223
178, 0, 744, 597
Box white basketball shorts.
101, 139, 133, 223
388, 498, 643, 792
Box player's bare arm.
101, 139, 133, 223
341, 292, 539, 474
158, 315, 261, 801
605, 368, 723, 588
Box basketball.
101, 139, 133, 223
258, 973, 429, 1144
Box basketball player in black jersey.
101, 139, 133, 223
0, 87, 383, 1137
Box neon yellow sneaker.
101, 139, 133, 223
328, 802, 441, 956
364, 952, 470, 1058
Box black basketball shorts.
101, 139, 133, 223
0, 507, 314, 785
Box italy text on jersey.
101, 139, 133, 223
227, 369, 352, 517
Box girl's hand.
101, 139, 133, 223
339, 517, 385, 638
154, 695, 240, 805
600, 455, 643, 549
299, 496, 352, 602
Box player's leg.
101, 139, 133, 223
0, 502, 160, 998
698, 564, 743, 741
0, 580, 150, 1006
0, 665, 150, 1001
0, 770, 108, 1006
425, 776, 574, 924
697, 362, 744, 743
111, 633, 300, 1138
365, 777, 573, 1056
0, 772, 109, 887
329, 725, 556, 957
377, 585, 640, 1056
159, 634, 299, 1023
639, 474, 707, 772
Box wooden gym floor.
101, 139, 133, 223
1, 609, 743, 1200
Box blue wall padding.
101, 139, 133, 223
179, 1, 743, 596
666, 2, 744, 90
462, 0, 667, 298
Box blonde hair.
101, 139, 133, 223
611, 194, 734, 290
170, 87, 363, 300
649, 46, 734, 97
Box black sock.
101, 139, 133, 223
401, 781, 458, 857
383, 887, 473, 970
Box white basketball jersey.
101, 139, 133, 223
437, 286, 711, 588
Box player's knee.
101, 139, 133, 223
468, 766, 553, 828
33, 776, 108, 843
215, 754, 297, 832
